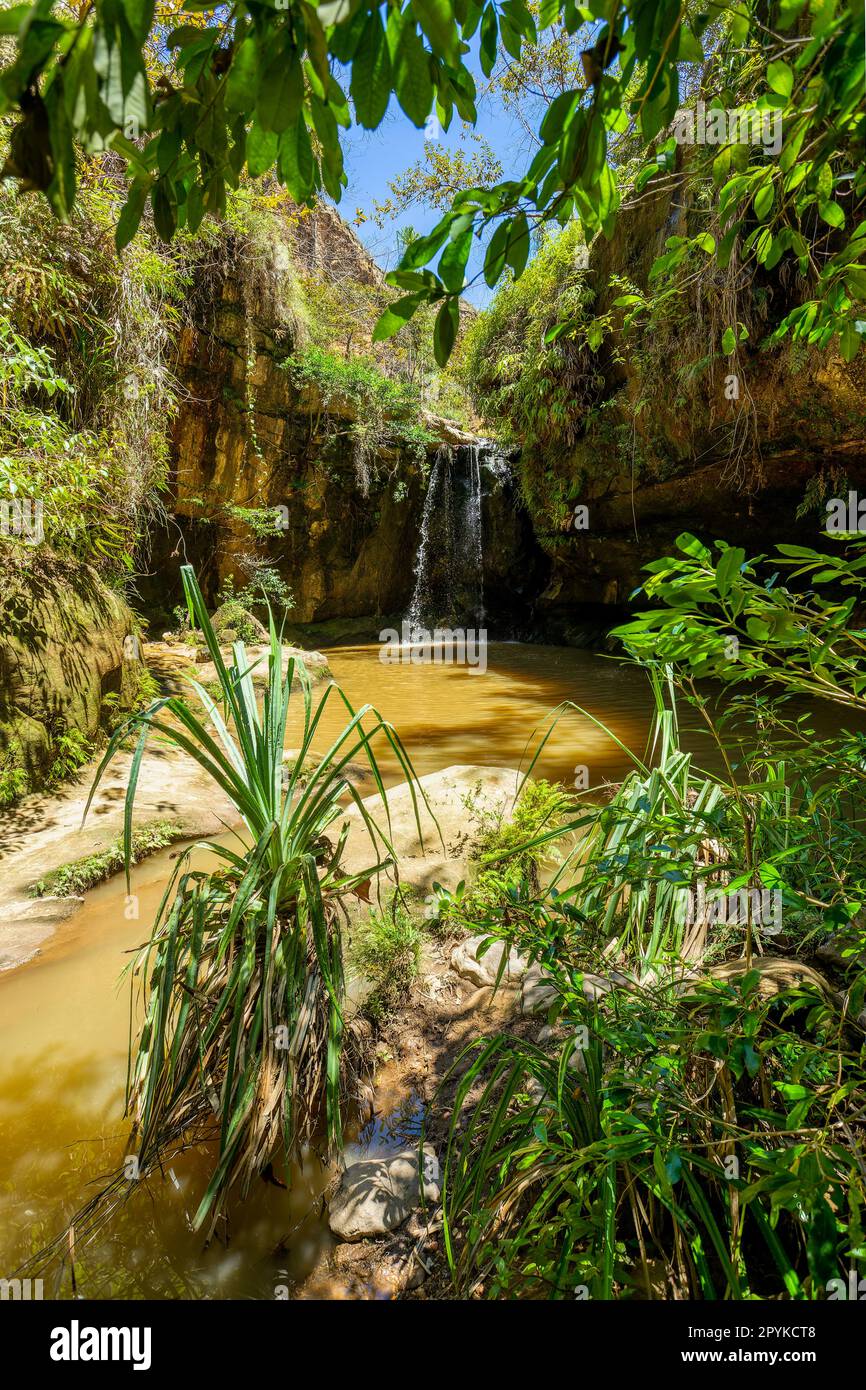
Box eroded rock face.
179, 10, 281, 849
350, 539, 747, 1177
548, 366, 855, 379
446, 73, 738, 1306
0, 560, 140, 781
328, 1147, 441, 1242
159, 207, 544, 635
520, 171, 866, 638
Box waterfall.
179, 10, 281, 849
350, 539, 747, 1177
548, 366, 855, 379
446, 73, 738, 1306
406, 441, 508, 632
406, 446, 451, 632
466, 443, 485, 626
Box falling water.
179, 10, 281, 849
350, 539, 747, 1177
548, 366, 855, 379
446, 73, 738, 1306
406, 446, 451, 632
466, 443, 485, 625
406, 441, 510, 631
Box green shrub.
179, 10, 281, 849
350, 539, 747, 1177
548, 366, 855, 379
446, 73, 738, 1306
442, 779, 572, 930
47, 728, 92, 785
284, 345, 436, 490
210, 600, 265, 645
80, 566, 427, 1236
350, 903, 422, 1022
442, 969, 866, 1300
454, 224, 599, 453
31, 820, 183, 897
0, 739, 29, 807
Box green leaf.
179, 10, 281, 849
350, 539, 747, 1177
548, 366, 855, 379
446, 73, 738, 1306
722, 326, 737, 355
753, 181, 775, 221
351, 12, 391, 129
715, 546, 745, 597
151, 177, 176, 242
246, 123, 277, 178
766, 59, 793, 98
840, 320, 861, 363
277, 119, 314, 202
392, 15, 433, 127
225, 37, 259, 114
44, 72, 76, 217
115, 178, 148, 251
818, 200, 845, 229
676, 533, 712, 562
373, 291, 426, 341
433, 296, 459, 366
0, 6, 31, 36
412, 0, 460, 64
120, 0, 155, 47
439, 226, 473, 291
505, 210, 530, 278
258, 49, 304, 134
479, 4, 498, 78
483, 218, 511, 287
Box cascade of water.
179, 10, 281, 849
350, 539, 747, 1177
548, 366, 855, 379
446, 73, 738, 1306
465, 443, 485, 625
406, 441, 508, 630
406, 445, 449, 632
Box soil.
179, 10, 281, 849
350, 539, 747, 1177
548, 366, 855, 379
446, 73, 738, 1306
297, 931, 542, 1300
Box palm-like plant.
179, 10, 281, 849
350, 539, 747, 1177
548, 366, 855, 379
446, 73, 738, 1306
504, 670, 728, 973
87, 565, 429, 1234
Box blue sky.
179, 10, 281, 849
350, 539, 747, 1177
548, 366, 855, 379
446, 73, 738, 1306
339, 56, 536, 305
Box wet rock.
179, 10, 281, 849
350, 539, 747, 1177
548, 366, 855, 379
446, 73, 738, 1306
328, 1146, 441, 1242
0, 896, 84, 971
450, 934, 528, 989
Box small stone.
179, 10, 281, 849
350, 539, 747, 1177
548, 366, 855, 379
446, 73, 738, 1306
328, 1147, 441, 1242
450, 934, 528, 989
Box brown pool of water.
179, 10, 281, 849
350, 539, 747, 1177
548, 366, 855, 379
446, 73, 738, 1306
294, 642, 663, 787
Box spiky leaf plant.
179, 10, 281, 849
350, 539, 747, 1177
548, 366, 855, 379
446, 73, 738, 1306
498, 670, 728, 973
86, 565, 429, 1234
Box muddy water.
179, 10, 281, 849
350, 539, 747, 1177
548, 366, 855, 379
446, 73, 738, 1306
296, 642, 687, 786
0, 643, 768, 1297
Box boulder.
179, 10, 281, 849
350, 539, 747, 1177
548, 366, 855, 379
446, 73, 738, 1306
450, 934, 528, 988
328, 1146, 441, 1242
521, 964, 614, 1015
339, 764, 521, 895
522, 964, 559, 1016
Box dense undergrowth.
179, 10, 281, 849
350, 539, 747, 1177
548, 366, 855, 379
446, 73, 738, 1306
453, 19, 865, 536
431, 533, 866, 1299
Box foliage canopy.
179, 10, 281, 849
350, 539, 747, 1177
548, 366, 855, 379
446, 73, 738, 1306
1, 1, 862, 366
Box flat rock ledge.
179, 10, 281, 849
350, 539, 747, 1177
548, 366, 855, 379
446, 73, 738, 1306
328, 1147, 441, 1242
0, 895, 84, 972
